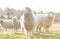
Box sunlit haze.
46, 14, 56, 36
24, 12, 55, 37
0, 0, 60, 12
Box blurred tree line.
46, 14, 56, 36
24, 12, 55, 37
0, 7, 60, 22
55, 13, 60, 22
0, 7, 21, 20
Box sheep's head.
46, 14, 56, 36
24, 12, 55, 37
12, 16, 18, 22
48, 13, 55, 21
24, 7, 32, 14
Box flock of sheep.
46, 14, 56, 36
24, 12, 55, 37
0, 7, 55, 37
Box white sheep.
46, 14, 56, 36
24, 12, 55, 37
36, 13, 55, 32
0, 16, 20, 32
31, 14, 48, 32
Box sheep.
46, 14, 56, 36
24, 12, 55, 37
12, 16, 21, 32
30, 13, 54, 32
31, 13, 48, 32
36, 13, 55, 32
0, 16, 20, 32
20, 7, 34, 37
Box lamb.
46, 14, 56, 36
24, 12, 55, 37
0, 16, 20, 32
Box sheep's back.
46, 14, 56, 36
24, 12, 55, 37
2, 20, 13, 29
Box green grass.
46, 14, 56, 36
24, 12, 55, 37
0, 31, 60, 39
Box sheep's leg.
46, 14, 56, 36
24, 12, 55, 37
28, 31, 34, 39
44, 27, 49, 32
14, 29, 15, 33
25, 30, 28, 38
21, 26, 22, 32
6, 29, 7, 31
25, 30, 33, 38
14, 28, 18, 34
30, 31, 33, 37
39, 27, 41, 32
25, 30, 33, 37
36, 25, 38, 32
22, 27, 24, 32
27, 32, 32, 37
33, 25, 37, 32
21, 26, 24, 32
25, 32, 32, 39
37, 25, 41, 32
16, 29, 18, 33
28, 32, 31, 38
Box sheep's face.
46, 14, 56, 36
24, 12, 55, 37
24, 7, 32, 14
12, 16, 18, 22
48, 13, 55, 19
47, 15, 54, 22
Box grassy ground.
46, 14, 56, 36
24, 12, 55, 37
0, 31, 60, 39
0, 23, 60, 39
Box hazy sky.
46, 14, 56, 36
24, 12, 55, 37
0, 0, 60, 12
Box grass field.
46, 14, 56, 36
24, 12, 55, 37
0, 31, 60, 39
